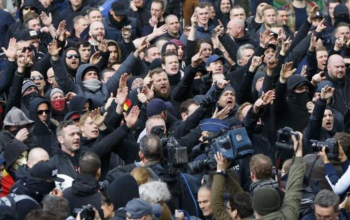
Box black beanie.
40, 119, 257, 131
255, 0, 271, 11
252, 186, 281, 216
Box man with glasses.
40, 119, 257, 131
6, 0, 39, 48
301, 189, 349, 220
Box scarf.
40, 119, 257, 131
83, 79, 101, 92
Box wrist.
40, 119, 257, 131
280, 50, 286, 56
249, 66, 256, 72
8, 58, 15, 62
279, 77, 287, 84
340, 156, 347, 163
266, 69, 273, 76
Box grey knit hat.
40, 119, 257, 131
50, 88, 64, 98
21, 79, 37, 95
252, 186, 281, 216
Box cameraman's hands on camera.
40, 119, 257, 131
76, 205, 101, 220
214, 152, 230, 172
292, 131, 303, 157
321, 142, 348, 164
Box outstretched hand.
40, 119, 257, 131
124, 106, 140, 128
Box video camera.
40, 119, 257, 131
73, 206, 95, 220
276, 127, 300, 150
188, 127, 254, 174
310, 138, 339, 160
151, 126, 189, 175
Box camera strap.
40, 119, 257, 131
275, 151, 284, 190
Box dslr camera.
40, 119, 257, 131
276, 127, 299, 150
310, 138, 339, 160
73, 206, 95, 220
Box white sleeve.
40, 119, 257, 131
326, 165, 350, 195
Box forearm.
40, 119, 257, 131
211, 174, 233, 220
326, 164, 350, 195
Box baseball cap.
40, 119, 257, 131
125, 198, 161, 219
146, 99, 172, 117
205, 54, 225, 67
199, 118, 230, 133
30, 161, 64, 182
111, 1, 127, 16
15, 29, 39, 41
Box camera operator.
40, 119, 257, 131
211, 152, 253, 220
63, 152, 104, 218
303, 132, 350, 191
320, 142, 350, 196
252, 131, 305, 219
303, 85, 342, 155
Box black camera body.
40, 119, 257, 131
73, 206, 95, 220
188, 128, 253, 174
276, 127, 299, 150
310, 138, 339, 160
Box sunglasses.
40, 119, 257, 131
37, 109, 50, 115
24, 6, 35, 11
30, 75, 44, 81
66, 54, 79, 59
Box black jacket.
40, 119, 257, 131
63, 173, 103, 217
28, 98, 56, 154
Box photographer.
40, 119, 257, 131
320, 142, 350, 196
63, 152, 104, 218
303, 85, 341, 155
252, 131, 305, 219
211, 152, 253, 220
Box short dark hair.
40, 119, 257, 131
196, 2, 208, 9
229, 192, 254, 218
161, 50, 178, 64
314, 189, 339, 212
25, 210, 60, 220
79, 152, 101, 176
199, 182, 212, 191
180, 99, 199, 114
195, 39, 213, 54
140, 134, 163, 161
333, 132, 350, 157
276, 6, 288, 13
42, 196, 70, 220
75, 39, 90, 49
152, 0, 165, 9
249, 154, 273, 180
56, 120, 75, 136
102, 67, 115, 79
144, 45, 159, 57
149, 67, 165, 78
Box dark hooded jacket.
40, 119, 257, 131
107, 174, 140, 220
5, 0, 39, 47
63, 173, 103, 217
68, 95, 92, 113
58, 0, 94, 31
274, 75, 315, 162
0, 107, 37, 154
28, 98, 56, 154
0, 205, 19, 220
1, 139, 29, 198
103, 13, 139, 42
215, 0, 232, 28
9, 175, 56, 220
61, 47, 81, 79
51, 52, 138, 108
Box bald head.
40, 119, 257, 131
27, 148, 49, 168
227, 18, 244, 38
89, 21, 105, 43
327, 54, 345, 80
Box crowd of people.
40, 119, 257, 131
1, 0, 350, 219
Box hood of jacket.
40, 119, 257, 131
29, 97, 51, 134
4, 139, 29, 171
69, 95, 92, 113
19, 0, 39, 23
107, 174, 139, 211
61, 47, 81, 77
0, 205, 18, 220
75, 64, 101, 87
3, 107, 35, 132
72, 173, 99, 196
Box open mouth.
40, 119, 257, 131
171, 68, 177, 72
